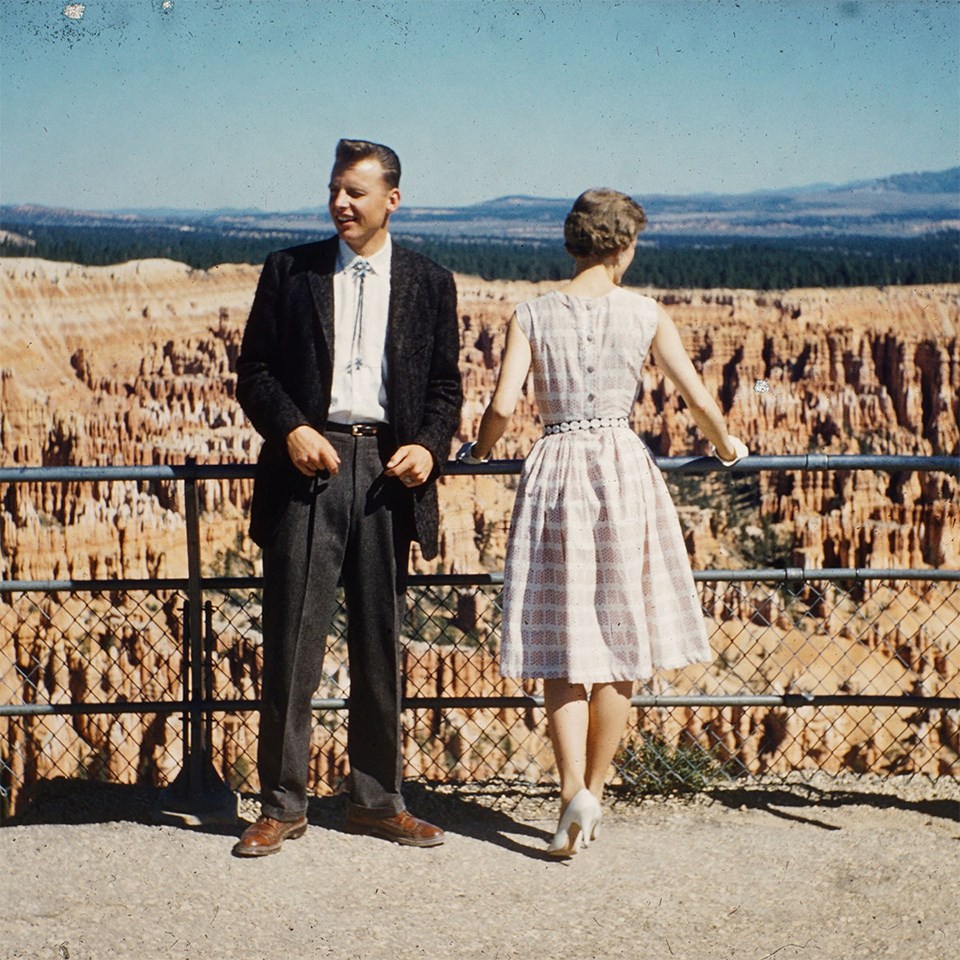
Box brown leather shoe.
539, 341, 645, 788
232, 815, 307, 857
344, 808, 445, 847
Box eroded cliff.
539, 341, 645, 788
1, 259, 957, 803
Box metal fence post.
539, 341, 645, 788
185, 471, 205, 799
156, 462, 236, 825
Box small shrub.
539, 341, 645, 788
613, 731, 729, 799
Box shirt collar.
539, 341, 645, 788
338, 234, 392, 275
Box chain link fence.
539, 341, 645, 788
0, 586, 188, 813
1, 458, 958, 821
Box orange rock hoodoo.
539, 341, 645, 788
1, 259, 957, 804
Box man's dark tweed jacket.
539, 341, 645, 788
236, 236, 462, 558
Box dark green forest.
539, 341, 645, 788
410, 233, 960, 288
1, 222, 957, 289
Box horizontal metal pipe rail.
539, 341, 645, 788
3, 567, 959, 595
1, 452, 957, 484
2, 693, 957, 720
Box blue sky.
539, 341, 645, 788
2, 0, 958, 210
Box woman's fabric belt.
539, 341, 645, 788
543, 417, 630, 436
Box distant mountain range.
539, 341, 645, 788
2, 168, 958, 243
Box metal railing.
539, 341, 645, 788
1, 454, 958, 821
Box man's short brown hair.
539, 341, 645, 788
563, 188, 647, 258
333, 139, 401, 188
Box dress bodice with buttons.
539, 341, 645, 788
514, 288, 659, 428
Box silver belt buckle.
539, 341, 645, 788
351, 423, 377, 437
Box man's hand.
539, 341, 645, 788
286, 425, 341, 477
384, 444, 434, 488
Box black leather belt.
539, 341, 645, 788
325, 422, 388, 437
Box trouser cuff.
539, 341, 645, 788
346, 797, 405, 819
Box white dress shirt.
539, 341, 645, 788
328, 236, 392, 424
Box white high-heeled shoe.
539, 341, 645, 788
547, 788, 603, 857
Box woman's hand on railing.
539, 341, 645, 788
456, 441, 489, 465
711, 436, 750, 467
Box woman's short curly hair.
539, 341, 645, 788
563, 188, 647, 258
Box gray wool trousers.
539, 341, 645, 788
257, 428, 412, 821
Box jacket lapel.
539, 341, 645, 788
307, 238, 339, 357
386, 245, 418, 425
388, 244, 418, 354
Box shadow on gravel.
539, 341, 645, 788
5, 778, 168, 828
10, 777, 953, 849
386, 781, 558, 860
707, 784, 960, 829
297, 782, 557, 860
4, 777, 559, 859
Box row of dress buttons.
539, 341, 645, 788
543, 417, 630, 435
585, 331, 596, 401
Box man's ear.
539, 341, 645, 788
387, 188, 401, 213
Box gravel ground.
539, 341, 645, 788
2, 775, 958, 960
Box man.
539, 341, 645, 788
233, 139, 462, 856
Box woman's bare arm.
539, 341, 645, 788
470, 313, 532, 460
650, 305, 743, 461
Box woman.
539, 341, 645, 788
459, 188, 748, 856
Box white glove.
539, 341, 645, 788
456, 441, 489, 465
711, 436, 750, 466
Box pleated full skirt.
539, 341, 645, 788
500, 428, 711, 683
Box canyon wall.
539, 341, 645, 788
1, 258, 957, 809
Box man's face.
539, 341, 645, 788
328, 157, 400, 256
